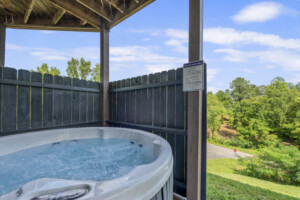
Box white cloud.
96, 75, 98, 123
207, 68, 219, 82
164, 29, 188, 53
208, 86, 221, 93
215, 48, 300, 71
289, 73, 300, 83
231, 2, 295, 23
6, 43, 100, 61
165, 29, 188, 40
146, 64, 174, 73
41, 30, 54, 34
110, 45, 186, 64
204, 27, 300, 50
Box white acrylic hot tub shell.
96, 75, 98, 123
0, 127, 173, 200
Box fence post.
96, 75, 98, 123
0, 24, 5, 68
187, 0, 206, 199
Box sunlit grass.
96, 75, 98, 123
207, 158, 300, 199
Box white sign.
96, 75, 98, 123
183, 60, 204, 91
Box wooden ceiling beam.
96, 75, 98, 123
110, 0, 155, 28
47, 0, 101, 29
76, 0, 112, 22
24, 0, 37, 23
105, 0, 124, 13
0, 16, 99, 32
80, 20, 87, 26
52, 8, 66, 25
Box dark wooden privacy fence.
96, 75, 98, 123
108, 68, 188, 196
0, 67, 101, 135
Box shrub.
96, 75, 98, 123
238, 145, 300, 185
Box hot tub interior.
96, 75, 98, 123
0, 138, 155, 196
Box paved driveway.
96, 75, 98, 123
207, 143, 253, 159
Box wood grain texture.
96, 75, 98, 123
17, 70, 30, 130
31, 71, 43, 129
2, 68, 17, 132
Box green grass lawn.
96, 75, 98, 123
207, 158, 300, 200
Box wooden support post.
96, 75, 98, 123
0, 24, 5, 67
187, 0, 206, 199
100, 23, 109, 127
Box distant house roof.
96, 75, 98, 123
0, 0, 155, 32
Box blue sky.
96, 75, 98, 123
5, 0, 300, 92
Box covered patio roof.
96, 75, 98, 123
0, 0, 154, 32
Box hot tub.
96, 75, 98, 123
0, 127, 173, 200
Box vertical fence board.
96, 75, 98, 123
141, 75, 147, 125
116, 80, 122, 122
72, 79, 80, 124
135, 76, 142, 124
109, 82, 113, 121
0, 67, 2, 132
31, 72, 42, 129
79, 80, 87, 123
2, 67, 17, 132
87, 81, 94, 122
53, 76, 63, 126
93, 82, 100, 122
147, 74, 154, 126
63, 77, 71, 125
175, 68, 186, 196
153, 73, 161, 136
120, 80, 126, 122
130, 78, 136, 123
43, 74, 53, 127
167, 69, 176, 184
125, 79, 130, 122
17, 70, 30, 130
112, 82, 117, 121
160, 71, 167, 139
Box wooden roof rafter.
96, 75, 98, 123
105, 0, 124, 13
47, 0, 101, 28
0, 0, 155, 32
110, 0, 154, 28
76, 0, 112, 22
51, 8, 65, 25
24, 0, 37, 24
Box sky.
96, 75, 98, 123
4, 0, 300, 92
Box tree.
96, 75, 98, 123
296, 83, 300, 91
207, 92, 226, 138
79, 58, 91, 80
66, 58, 79, 79
36, 63, 60, 76
37, 63, 49, 75
50, 67, 60, 76
230, 77, 253, 102
91, 63, 101, 83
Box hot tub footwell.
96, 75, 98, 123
150, 172, 173, 200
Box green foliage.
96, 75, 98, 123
66, 58, 79, 79
90, 63, 100, 83
36, 63, 60, 76
239, 145, 300, 185
66, 58, 93, 80
230, 77, 255, 102
50, 67, 60, 76
37, 63, 50, 75
78, 58, 91, 80
210, 77, 300, 149
207, 92, 226, 138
